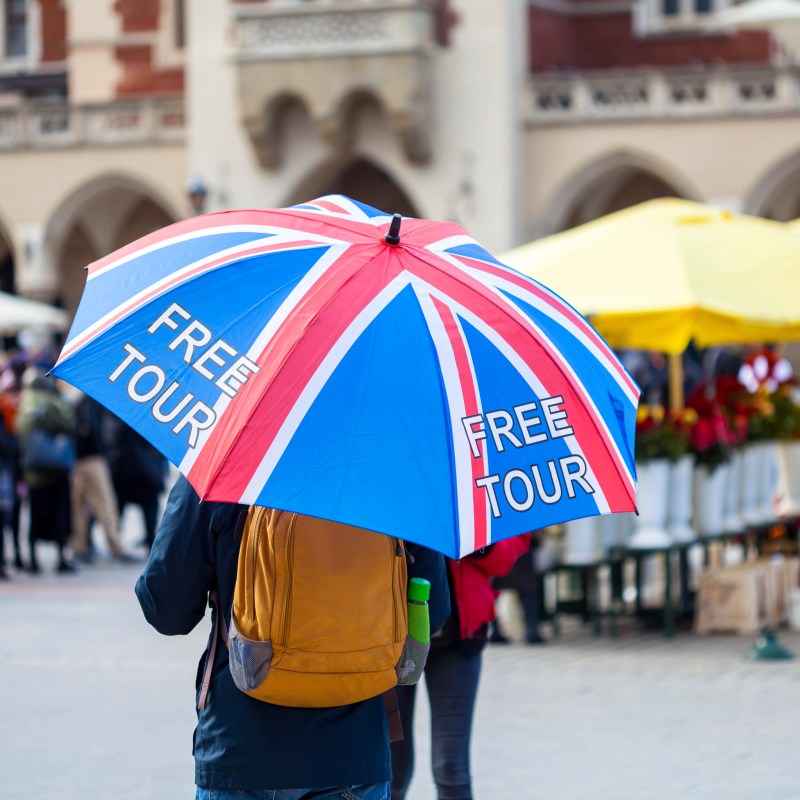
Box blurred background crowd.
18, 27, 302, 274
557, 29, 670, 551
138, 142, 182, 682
0, 342, 167, 577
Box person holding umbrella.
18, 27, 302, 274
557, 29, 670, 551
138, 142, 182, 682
136, 475, 450, 799
52, 195, 640, 798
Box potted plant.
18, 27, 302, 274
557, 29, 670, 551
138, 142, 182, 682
629, 405, 691, 548
729, 350, 796, 523
773, 385, 800, 518
666, 409, 698, 543
717, 369, 778, 525
687, 394, 735, 537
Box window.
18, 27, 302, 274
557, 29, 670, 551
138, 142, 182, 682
174, 0, 185, 49
155, 0, 185, 68
636, 0, 729, 34
5, 0, 27, 57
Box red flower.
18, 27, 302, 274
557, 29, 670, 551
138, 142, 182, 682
691, 417, 715, 452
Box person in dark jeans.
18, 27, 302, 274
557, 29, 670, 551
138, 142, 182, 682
489, 532, 546, 645
391, 536, 530, 800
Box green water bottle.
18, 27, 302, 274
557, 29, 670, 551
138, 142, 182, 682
407, 577, 431, 645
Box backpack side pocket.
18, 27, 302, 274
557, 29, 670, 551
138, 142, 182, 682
395, 636, 430, 685
228, 616, 273, 692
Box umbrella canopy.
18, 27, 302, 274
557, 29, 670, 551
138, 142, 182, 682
500, 198, 800, 354
0, 291, 68, 335
53, 195, 638, 558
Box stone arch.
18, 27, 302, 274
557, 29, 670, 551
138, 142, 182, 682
46, 173, 179, 317
0, 211, 16, 295
745, 149, 800, 221
541, 150, 702, 235
324, 89, 385, 152
287, 156, 421, 219
246, 92, 313, 171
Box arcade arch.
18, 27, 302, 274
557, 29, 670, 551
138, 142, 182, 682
288, 157, 420, 219
746, 150, 800, 222
541, 151, 699, 234
0, 216, 15, 295
47, 175, 178, 317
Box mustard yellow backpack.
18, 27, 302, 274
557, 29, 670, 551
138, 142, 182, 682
214, 506, 426, 709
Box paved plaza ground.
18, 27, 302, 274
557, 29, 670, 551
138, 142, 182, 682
3, 520, 800, 800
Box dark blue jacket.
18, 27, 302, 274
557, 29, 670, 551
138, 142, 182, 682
135, 476, 450, 791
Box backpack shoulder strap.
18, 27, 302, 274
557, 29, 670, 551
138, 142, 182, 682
198, 506, 248, 711
198, 588, 229, 711
383, 688, 404, 742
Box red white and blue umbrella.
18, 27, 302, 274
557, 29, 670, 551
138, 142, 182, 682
53, 195, 639, 558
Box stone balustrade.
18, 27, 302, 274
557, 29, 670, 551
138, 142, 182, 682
233, 0, 434, 60
0, 98, 184, 150
527, 66, 800, 124
232, 1, 435, 168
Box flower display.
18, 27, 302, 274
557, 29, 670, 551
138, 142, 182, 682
685, 391, 737, 473
716, 375, 775, 443
737, 349, 793, 395
771, 386, 800, 441
634, 404, 695, 464
714, 348, 798, 443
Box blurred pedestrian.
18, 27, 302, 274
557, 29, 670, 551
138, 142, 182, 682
14, 368, 77, 574
390, 535, 530, 800
68, 391, 136, 563
106, 415, 167, 550
489, 531, 546, 645
0, 412, 15, 579
0, 352, 28, 571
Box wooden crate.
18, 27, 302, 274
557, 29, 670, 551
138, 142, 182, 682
764, 558, 790, 628
695, 562, 770, 636
784, 556, 800, 591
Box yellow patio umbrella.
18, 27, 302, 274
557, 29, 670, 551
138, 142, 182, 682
500, 198, 800, 356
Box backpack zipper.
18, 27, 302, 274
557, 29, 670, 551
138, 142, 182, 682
249, 509, 261, 623
392, 537, 403, 642
279, 513, 298, 646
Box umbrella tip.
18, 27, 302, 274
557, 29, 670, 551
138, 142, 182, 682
384, 214, 402, 246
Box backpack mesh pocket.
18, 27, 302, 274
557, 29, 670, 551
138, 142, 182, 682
228, 617, 273, 692
395, 636, 430, 686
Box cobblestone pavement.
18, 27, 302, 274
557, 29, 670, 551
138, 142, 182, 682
3, 532, 800, 800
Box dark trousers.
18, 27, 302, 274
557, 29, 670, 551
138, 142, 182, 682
28, 478, 71, 568
4, 490, 23, 566
115, 486, 160, 548
390, 644, 482, 800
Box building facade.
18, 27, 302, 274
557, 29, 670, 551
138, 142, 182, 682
187, 0, 525, 252
525, 0, 800, 236
1, 0, 798, 319
0, 0, 187, 314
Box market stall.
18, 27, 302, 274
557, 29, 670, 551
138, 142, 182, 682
499, 199, 800, 637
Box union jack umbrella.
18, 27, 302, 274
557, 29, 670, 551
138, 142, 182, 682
53, 195, 639, 558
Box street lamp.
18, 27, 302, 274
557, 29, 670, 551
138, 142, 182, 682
186, 178, 209, 216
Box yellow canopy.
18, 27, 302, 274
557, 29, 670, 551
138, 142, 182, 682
500, 199, 800, 354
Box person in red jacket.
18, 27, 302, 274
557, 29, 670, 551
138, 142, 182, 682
390, 534, 531, 800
